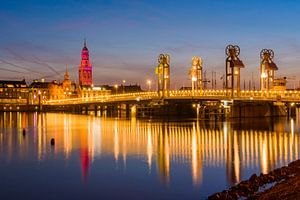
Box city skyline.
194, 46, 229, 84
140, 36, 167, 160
1, 0, 300, 89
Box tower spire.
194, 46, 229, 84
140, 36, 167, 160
84, 38, 87, 48
64, 64, 70, 80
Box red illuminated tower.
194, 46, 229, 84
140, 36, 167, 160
79, 39, 93, 87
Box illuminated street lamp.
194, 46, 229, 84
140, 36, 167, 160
147, 80, 152, 91
122, 80, 126, 93
114, 84, 118, 94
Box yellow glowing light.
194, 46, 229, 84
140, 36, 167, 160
261, 72, 267, 78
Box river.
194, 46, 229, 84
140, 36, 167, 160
0, 112, 299, 199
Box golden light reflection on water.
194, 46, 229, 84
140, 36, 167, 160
1, 112, 300, 186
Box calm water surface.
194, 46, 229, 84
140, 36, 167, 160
0, 112, 300, 199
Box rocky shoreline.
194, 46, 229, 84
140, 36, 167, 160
208, 159, 300, 200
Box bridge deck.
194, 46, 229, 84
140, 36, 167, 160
45, 90, 300, 105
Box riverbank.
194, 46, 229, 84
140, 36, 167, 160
208, 159, 300, 200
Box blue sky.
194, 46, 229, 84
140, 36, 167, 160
1, 0, 300, 89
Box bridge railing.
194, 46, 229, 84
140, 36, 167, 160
45, 91, 159, 105
44, 89, 300, 105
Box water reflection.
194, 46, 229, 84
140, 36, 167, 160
0, 112, 300, 188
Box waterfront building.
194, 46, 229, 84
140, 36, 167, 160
29, 70, 78, 104
29, 80, 66, 104
0, 79, 28, 104
61, 68, 78, 98
79, 85, 111, 99
29, 79, 54, 105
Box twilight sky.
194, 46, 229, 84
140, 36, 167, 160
1, 0, 300, 89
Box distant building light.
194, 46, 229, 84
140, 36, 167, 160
92, 87, 102, 91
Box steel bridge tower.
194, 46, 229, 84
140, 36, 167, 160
225, 45, 245, 97
189, 56, 203, 95
155, 54, 170, 98
260, 49, 278, 92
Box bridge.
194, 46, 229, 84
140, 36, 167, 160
41, 89, 300, 118
42, 45, 300, 118
45, 89, 300, 105
3, 44, 300, 118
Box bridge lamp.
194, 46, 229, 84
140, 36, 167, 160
114, 84, 118, 94
261, 72, 267, 78
147, 80, 152, 91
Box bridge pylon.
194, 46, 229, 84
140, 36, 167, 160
155, 54, 170, 98
189, 56, 203, 95
225, 45, 245, 97
260, 49, 278, 92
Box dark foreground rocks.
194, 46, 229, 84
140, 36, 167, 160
208, 159, 300, 200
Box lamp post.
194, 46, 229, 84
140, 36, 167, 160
114, 84, 118, 94
122, 80, 126, 93
147, 80, 152, 91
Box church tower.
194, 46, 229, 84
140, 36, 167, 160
79, 39, 93, 87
